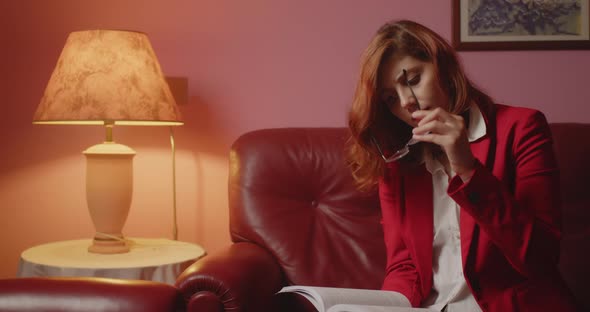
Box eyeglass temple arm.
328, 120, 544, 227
370, 135, 389, 161
402, 69, 420, 106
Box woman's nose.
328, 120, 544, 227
399, 89, 418, 113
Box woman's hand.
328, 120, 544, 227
411, 108, 476, 181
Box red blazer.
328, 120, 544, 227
379, 103, 579, 311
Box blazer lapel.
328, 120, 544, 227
403, 164, 433, 295
461, 131, 492, 267
459, 100, 495, 267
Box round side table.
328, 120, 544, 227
17, 237, 206, 285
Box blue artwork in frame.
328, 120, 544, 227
452, 0, 590, 50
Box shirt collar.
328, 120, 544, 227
467, 103, 486, 142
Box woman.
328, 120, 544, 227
346, 20, 579, 311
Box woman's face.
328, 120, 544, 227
378, 54, 449, 128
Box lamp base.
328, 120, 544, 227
88, 235, 130, 254
84, 142, 136, 255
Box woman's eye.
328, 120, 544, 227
407, 75, 420, 86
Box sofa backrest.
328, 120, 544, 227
551, 123, 590, 309
227, 125, 589, 305
228, 128, 384, 289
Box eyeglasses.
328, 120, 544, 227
371, 69, 421, 163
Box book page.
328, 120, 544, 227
278, 286, 411, 312
327, 304, 434, 312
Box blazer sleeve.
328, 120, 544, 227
378, 172, 424, 307
448, 110, 561, 278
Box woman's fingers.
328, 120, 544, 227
410, 108, 468, 150
411, 108, 443, 126
412, 123, 460, 148
411, 108, 464, 136
410, 107, 475, 179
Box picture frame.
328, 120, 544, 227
452, 0, 590, 50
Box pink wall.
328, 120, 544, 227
1, 0, 589, 278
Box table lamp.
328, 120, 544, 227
33, 30, 183, 254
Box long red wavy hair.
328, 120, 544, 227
346, 20, 492, 191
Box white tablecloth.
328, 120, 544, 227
17, 237, 206, 285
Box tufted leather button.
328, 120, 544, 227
467, 192, 480, 204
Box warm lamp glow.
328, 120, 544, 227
33, 29, 182, 254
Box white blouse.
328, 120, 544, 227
422, 104, 486, 312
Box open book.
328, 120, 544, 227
277, 286, 434, 312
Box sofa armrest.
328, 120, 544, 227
0, 277, 183, 312
176, 242, 284, 312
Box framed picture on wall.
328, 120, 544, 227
452, 0, 590, 50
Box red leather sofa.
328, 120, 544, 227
0, 277, 184, 312
176, 125, 589, 312
1, 124, 587, 312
